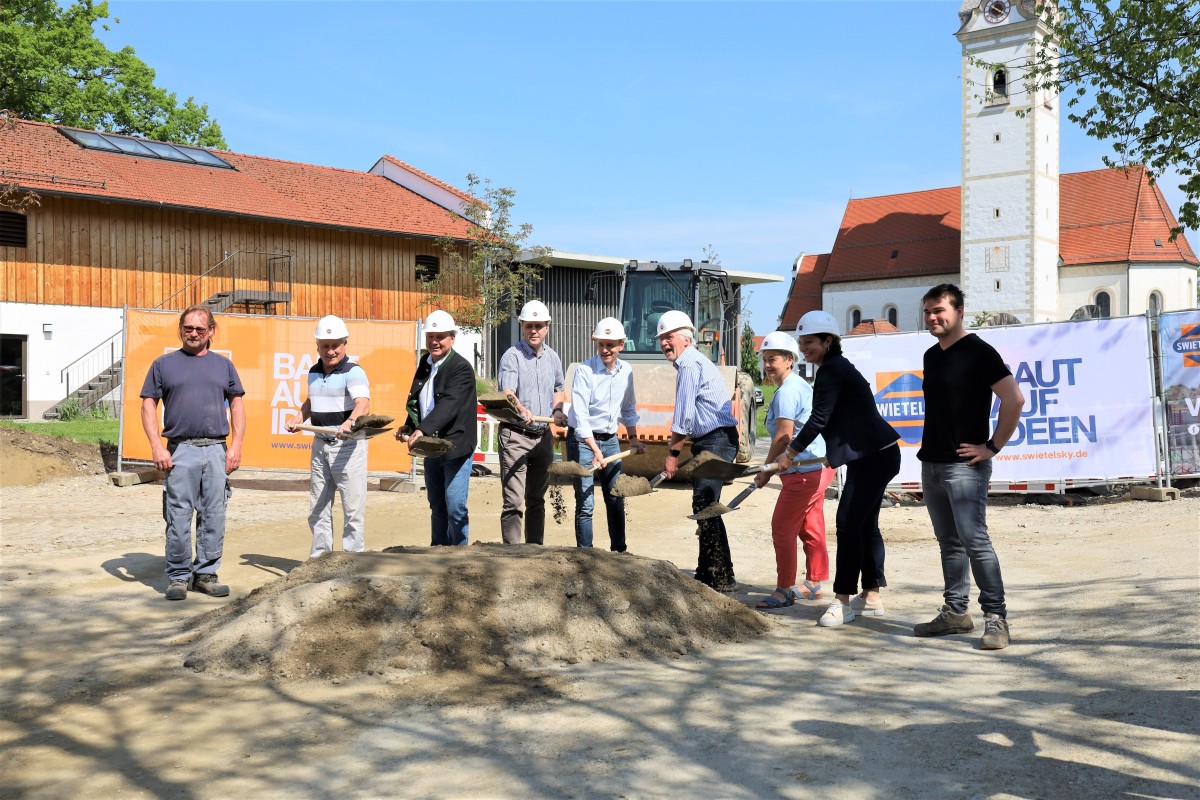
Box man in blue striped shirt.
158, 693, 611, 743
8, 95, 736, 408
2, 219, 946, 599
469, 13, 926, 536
567, 317, 646, 551
659, 310, 740, 592
286, 315, 371, 558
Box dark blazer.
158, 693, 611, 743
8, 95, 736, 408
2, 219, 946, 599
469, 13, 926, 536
405, 349, 478, 460
789, 353, 900, 468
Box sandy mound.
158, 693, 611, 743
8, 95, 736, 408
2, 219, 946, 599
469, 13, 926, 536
175, 545, 772, 703
0, 426, 113, 486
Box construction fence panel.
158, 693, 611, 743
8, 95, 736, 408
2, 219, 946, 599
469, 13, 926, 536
119, 308, 417, 474
1158, 309, 1200, 478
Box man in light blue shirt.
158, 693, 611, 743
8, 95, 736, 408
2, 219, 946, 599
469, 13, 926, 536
567, 317, 646, 551
659, 310, 740, 592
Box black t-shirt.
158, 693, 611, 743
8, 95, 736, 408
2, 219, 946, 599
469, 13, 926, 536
918, 333, 1011, 463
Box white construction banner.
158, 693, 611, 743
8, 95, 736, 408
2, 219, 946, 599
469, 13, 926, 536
1158, 309, 1200, 478
840, 316, 1158, 487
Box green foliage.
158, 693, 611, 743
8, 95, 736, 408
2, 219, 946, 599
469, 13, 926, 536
970, 310, 993, 328
55, 397, 84, 421
1, 417, 118, 444
756, 383, 775, 440
423, 174, 549, 332
0, 0, 225, 147
740, 322, 761, 382
1024, 1, 1200, 237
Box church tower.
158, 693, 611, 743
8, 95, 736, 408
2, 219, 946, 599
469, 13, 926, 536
956, 0, 1060, 323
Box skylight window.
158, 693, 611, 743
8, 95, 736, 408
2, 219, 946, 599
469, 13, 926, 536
59, 127, 234, 169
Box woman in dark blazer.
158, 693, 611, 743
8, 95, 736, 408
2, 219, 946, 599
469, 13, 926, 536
776, 310, 901, 627
400, 310, 478, 546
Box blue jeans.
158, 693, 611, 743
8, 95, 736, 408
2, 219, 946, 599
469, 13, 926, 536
832, 443, 901, 596
424, 453, 472, 546
162, 441, 231, 581
921, 460, 1006, 617
691, 426, 739, 588
566, 433, 626, 550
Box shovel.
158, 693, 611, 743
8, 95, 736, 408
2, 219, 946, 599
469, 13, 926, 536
688, 463, 785, 520
690, 453, 828, 481
548, 449, 634, 484
477, 392, 555, 425
611, 455, 694, 498
293, 423, 393, 439
398, 433, 454, 457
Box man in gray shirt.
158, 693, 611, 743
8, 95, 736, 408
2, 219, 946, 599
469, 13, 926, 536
140, 306, 246, 601
497, 300, 567, 544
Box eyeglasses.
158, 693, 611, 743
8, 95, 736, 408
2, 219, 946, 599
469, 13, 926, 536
181, 325, 211, 334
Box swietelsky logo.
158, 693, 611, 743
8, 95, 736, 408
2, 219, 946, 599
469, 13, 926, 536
1171, 323, 1200, 368
874, 371, 924, 445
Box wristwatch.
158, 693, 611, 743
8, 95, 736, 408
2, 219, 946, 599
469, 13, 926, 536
984, 439, 1001, 454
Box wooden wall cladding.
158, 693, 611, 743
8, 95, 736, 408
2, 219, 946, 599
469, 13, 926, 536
0, 195, 471, 320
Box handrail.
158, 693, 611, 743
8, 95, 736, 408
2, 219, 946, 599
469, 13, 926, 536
155, 250, 239, 310
60, 329, 123, 397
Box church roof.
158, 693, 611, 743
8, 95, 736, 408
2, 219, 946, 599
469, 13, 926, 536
0, 118, 474, 240
847, 319, 901, 336
779, 253, 831, 331
818, 167, 1196, 286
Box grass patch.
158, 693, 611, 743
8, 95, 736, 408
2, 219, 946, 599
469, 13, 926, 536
1, 418, 120, 445
756, 383, 775, 439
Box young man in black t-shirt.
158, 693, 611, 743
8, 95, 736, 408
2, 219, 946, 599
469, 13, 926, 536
915, 284, 1024, 649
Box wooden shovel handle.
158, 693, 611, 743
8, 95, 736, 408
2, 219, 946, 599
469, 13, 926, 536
293, 423, 341, 436
598, 449, 635, 467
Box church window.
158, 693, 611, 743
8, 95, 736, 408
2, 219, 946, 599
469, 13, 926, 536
885, 305, 898, 326
994, 133, 1001, 143
994, 208, 1001, 218
1094, 290, 1112, 318
995, 280, 1002, 291
849, 308, 862, 329
1148, 292, 1162, 316
890, 250, 899, 259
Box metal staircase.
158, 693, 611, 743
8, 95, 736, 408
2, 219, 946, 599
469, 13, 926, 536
42, 359, 123, 419
203, 288, 292, 313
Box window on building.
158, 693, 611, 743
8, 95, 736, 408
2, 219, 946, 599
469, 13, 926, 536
59, 127, 235, 169
415, 255, 440, 282
993, 69, 1008, 98
1095, 290, 1112, 318
0, 211, 27, 248
849, 308, 862, 329
885, 306, 898, 327
1148, 291, 1162, 316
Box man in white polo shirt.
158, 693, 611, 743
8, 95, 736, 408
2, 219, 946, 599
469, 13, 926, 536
286, 315, 372, 557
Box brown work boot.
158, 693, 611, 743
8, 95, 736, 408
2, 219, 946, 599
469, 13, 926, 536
165, 580, 189, 601
980, 613, 1010, 650
914, 604, 974, 637
192, 573, 229, 597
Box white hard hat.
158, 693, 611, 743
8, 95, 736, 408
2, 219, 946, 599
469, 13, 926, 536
591, 317, 626, 340
314, 315, 350, 340
518, 300, 551, 322
759, 330, 799, 357
424, 309, 457, 333
656, 309, 694, 336
795, 310, 841, 338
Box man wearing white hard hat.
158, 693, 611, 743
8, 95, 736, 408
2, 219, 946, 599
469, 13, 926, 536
566, 317, 647, 551
658, 309, 740, 592
400, 310, 478, 546
285, 315, 372, 558
753, 330, 834, 609
497, 299, 567, 544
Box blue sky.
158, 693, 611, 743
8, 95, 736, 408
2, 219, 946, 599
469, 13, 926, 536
100, 1, 1196, 334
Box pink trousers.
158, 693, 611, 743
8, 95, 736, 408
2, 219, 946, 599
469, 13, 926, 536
770, 467, 835, 587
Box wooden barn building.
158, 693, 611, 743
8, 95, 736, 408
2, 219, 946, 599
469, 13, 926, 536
0, 118, 478, 419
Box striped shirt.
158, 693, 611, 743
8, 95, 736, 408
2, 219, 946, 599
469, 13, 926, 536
767, 373, 826, 474
567, 355, 639, 439
498, 340, 564, 433
671, 345, 737, 438
307, 357, 370, 428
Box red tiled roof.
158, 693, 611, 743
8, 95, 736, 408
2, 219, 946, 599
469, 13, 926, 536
376, 154, 476, 205
0, 119, 474, 239
822, 186, 962, 283
847, 319, 900, 336
778, 253, 830, 331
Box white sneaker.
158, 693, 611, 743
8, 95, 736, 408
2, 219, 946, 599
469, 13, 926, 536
818, 599, 857, 627
850, 593, 885, 617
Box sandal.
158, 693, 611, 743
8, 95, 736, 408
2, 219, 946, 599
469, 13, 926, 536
755, 589, 795, 609
793, 580, 824, 600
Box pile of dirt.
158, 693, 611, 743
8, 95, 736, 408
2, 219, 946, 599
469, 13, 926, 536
0, 426, 112, 486
175, 545, 772, 704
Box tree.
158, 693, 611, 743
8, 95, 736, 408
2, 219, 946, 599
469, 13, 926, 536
0, 0, 225, 147
1023, 1, 1200, 237
422, 174, 549, 332
740, 322, 761, 382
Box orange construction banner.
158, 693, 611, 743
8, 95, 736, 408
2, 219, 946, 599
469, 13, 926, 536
120, 309, 417, 473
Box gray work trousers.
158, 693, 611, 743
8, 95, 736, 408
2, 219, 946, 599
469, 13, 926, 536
162, 441, 231, 582
498, 425, 554, 544
308, 436, 368, 557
